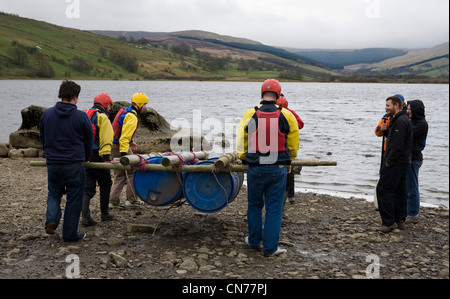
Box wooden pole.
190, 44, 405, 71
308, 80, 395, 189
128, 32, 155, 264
213, 152, 239, 170
160, 151, 208, 167
30, 159, 337, 173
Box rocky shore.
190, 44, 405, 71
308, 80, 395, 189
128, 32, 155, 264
0, 157, 448, 280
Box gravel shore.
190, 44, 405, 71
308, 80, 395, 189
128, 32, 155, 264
0, 158, 448, 280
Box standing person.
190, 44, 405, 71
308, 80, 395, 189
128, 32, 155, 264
39, 80, 93, 241
406, 100, 428, 220
237, 79, 299, 256
376, 95, 413, 233
375, 94, 406, 155
81, 93, 115, 226
374, 94, 405, 210
277, 94, 304, 209
109, 93, 148, 208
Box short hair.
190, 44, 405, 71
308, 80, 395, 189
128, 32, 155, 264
58, 80, 81, 101
386, 96, 403, 108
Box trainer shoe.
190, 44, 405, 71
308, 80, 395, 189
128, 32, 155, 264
264, 247, 287, 257
245, 236, 261, 251
109, 202, 125, 209
125, 200, 144, 207
288, 197, 295, 204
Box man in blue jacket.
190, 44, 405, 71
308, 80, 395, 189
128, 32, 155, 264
39, 80, 93, 242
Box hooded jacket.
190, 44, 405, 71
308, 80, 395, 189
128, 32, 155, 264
408, 100, 429, 161
39, 101, 93, 164
383, 110, 413, 167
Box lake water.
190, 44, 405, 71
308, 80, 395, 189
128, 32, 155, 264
0, 80, 448, 208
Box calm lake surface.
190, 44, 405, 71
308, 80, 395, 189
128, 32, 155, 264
0, 80, 448, 208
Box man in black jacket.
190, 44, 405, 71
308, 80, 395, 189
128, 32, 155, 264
406, 100, 428, 219
376, 96, 413, 233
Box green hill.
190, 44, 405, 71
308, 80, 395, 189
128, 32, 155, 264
0, 13, 337, 81
0, 12, 222, 80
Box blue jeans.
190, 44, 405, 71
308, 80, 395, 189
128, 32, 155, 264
406, 160, 423, 218
247, 165, 287, 254
46, 163, 85, 241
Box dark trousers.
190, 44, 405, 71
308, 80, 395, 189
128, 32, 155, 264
376, 163, 408, 226
286, 172, 295, 198
83, 150, 112, 217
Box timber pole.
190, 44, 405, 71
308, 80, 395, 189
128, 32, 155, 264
30, 159, 337, 173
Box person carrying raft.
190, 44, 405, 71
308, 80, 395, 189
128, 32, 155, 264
81, 93, 115, 226
237, 79, 299, 256
109, 93, 148, 208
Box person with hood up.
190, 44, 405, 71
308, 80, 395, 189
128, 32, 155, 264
39, 80, 93, 242
406, 100, 428, 220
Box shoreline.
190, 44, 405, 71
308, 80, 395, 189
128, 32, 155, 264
1, 157, 449, 279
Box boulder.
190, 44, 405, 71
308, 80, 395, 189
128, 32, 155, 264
9, 105, 46, 150
0, 143, 9, 157
7, 102, 211, 154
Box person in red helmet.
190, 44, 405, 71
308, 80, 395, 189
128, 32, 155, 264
238, 79, 299, 256
276, 94, 304, 210
81, 93, 115, 226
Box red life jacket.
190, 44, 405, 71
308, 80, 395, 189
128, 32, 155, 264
85, 109, 98, 141
250, 106, 286, 154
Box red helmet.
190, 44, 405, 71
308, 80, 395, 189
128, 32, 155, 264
277, 96, 288, 109
261, 79, 281, 99
94, 93, 113, 109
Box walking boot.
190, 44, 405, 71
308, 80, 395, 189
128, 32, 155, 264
81, 216, 97, 227
101, 212, 114, 221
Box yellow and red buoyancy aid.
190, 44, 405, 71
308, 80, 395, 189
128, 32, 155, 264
238, 103, 299, 165
250, 106, 287, 154
85, 107, 114, 157
112, 107, 140, 153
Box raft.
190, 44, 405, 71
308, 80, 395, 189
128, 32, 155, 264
30, 152, 337, 213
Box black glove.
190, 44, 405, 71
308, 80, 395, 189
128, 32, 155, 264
120, 152, 127, 156
103, 154, 111, 162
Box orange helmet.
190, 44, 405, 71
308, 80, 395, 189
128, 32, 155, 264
277, 96, 288, 109
261, 79, 281, 99
94, 93, 113, 109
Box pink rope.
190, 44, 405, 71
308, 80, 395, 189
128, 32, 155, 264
134, 154, 149, 172
189, 152, 199, 165
171, 152, 186, 172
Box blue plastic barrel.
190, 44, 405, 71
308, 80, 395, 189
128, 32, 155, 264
182, 158, 244, 213
133, 157, 183, 206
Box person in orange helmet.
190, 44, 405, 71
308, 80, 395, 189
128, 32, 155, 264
82, 93, 115, 226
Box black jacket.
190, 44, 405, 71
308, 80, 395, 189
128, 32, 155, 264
384, 110, 413, 167
408, 100, 428, 161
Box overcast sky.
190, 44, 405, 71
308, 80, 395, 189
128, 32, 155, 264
1, 0, 448, 49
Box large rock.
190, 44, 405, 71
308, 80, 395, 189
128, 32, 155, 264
9, 105, 46, 150
8, 102, 211, 154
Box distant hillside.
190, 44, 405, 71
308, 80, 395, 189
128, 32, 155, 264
0, 13, 337, 82
0, 12, 225, 80
293, 48, 408, 70
91, 29, 337, 81
349, 42, 449, 78
1, 13, 447, 83
287, 43, 449, 79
